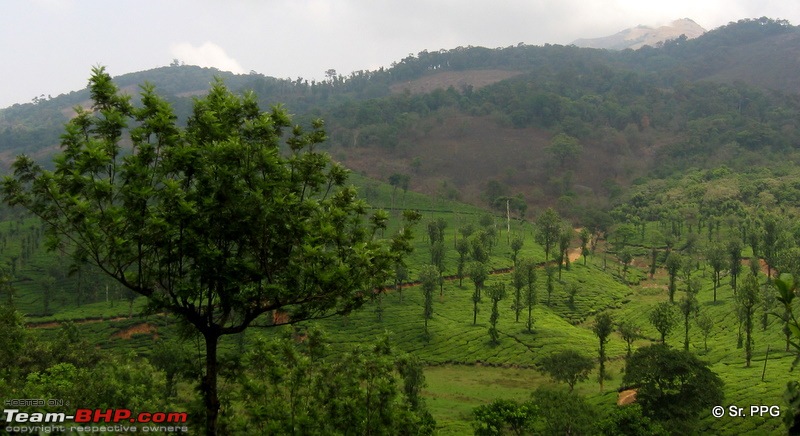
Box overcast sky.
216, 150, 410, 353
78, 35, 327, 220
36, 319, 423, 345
1, 0, 797, 109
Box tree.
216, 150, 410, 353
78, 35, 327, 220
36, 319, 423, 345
596, 404, 668, 436
511, 266, 526, 323
487, 283, 506, 344
430, 241, 446, 296
696, 311, 714, 352
736, 271, 760, 367
520, 259, 537, 333
472, 399, 536, 436
535, 208, 561, 262
619, 321, 640, 358
469, 262, 488, 325
679, 288, 699, 351
238, 330, 435, 435
618, 247, 634, 284
455, 238, 470, 287
593, 312, 614, 390
665, 252, 682, 303
537, 349, 594, 392
510, 235, 523, 267
557, 226, 571, 279
623, 344, 724, 433
544, 265, 555, 306
546, 133, 582, 169
419, 265, 439, 336
579, 228, 591, 266
649, 302, 678, 344
728, 239, 743, 292
706, 241, 727, 302
388, 173, 410, 210
1, 67, 418, 435
529, 388, 595, 435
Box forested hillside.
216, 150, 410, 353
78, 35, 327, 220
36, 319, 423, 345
2, 18, 798, 216
3, 16, 800, 435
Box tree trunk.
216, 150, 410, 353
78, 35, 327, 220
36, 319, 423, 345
203, 331, 221, 436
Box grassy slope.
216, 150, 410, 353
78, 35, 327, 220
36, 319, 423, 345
16, 175, 799, 435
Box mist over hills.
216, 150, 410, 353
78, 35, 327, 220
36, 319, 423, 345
1, 17, 799, 218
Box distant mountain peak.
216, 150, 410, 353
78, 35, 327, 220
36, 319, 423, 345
572, 18, 706, 50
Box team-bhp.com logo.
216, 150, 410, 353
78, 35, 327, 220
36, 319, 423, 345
4, 408, 189, 433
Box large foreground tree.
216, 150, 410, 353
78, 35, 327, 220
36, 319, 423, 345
2, 67, 417, 435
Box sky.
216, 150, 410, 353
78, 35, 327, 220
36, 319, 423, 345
1, 0, 798, 109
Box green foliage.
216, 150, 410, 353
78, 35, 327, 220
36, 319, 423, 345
665, 252, 683, 303
618, 321, 640, 358
593, 312, 614, 389
236, 330, 435, 435
649, 301, 678, 344
2, 67, 418, 435
487, 283, 506, 344
469, 261, 488, 325
696, 311, 714, 352
622, 344, 724, 432
472, 398, 536, 436
546, 133, 582, 169
537, 349, 594, 392
535, 208, 562, 262
419, 265, 439, 335
528, 388, 596, 435
596, 404, 668, 436
736, 271, 760, 366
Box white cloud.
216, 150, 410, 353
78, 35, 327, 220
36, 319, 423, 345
170, 41, 245, 74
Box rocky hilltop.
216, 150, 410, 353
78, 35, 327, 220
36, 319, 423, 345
572, 18, 706, 50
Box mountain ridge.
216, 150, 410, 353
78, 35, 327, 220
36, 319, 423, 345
572, 18, 706, 50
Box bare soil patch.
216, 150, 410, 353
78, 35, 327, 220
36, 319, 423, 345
112, 323, 158, 340
390, 70, 523, 95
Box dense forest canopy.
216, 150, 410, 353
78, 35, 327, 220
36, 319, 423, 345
2, 19, 798, 218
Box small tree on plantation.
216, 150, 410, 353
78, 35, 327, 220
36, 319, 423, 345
511, 266, 527, 323
487, 283, 506, 344
579, 228, 591, 266
395, 264, 408, 303
468, 262, 488, 325
545, 265, 555, 306
736, 271, 760, 367
649, 302, 678, 344
471, 237, 490, 264
567, 283, 578, 308
430, 240, 446, 296
455, 238, 470, 287
535, 208, 562, 262
510, 235, 523, 268
593, 312, 614, 390
665, 252, 683, 303
706, 242, 727, 302
679, 285, 699, 351
557, 226, 572, 279
419, 265, 439, 336
538, 350, 594, 392
762, 282, 776, 331
728, 239, 743, 293
618, 321, 640, 358
696, 311, 714, 352
618, 247, 634, 284
649, 246, 658, 279
519, 258, 537, 332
